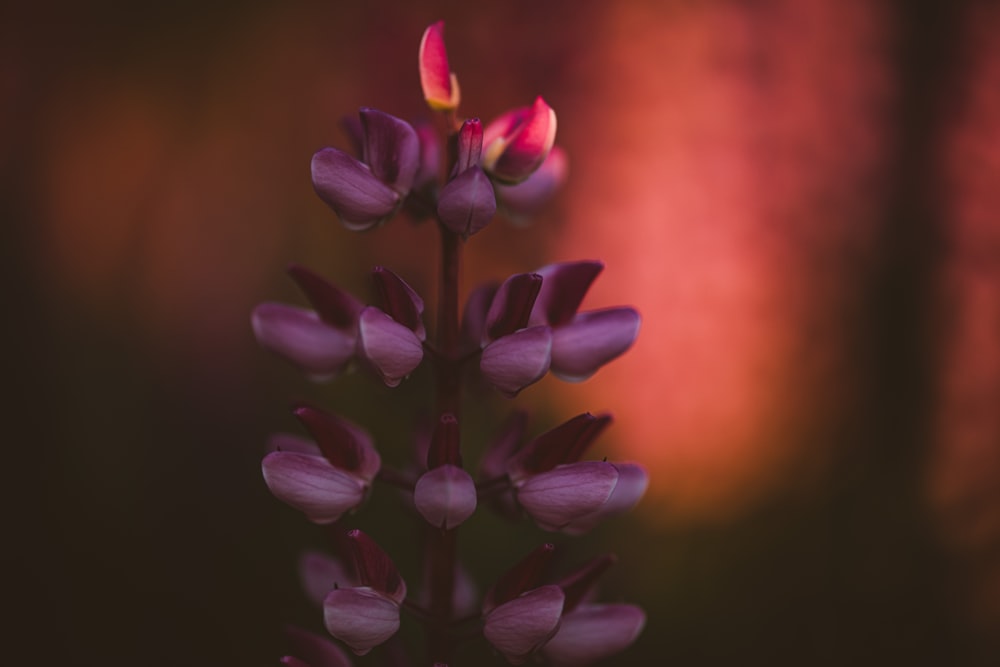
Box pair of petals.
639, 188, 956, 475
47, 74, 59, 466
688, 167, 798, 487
413, 464, 477, 529
484, 585, 565, 664
357, 307, 423, 387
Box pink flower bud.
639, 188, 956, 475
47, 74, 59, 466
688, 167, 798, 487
482, 97, 557, 184
419, 21, 460, 111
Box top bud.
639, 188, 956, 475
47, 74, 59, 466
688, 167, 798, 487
419, 21, 461, 111
482, 97, 558, 184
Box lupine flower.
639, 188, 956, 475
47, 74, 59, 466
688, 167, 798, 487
413, 413, 477, 529
358, 266, 426, 387
494, 145, 568, 221
528, 260, 641, 382
312, 108, 419, 230
482, 97, 557, 184
323, 530, 407, 655
252, 265, 364, 381
262, 408, 380, 524
437, 118, 497, 236
282, 626, 353, 667
418, 20, 460, 111
542, 556, 646, 666
483, 544, 565, 664
483, 412, 649, 533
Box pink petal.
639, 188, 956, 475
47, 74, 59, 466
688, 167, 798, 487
310, 148, 399, 230
299, 551, 353, 607
261, 451, 366, 524
516, 461, 618, 531
252, 303, 355, 380
323, 587, 400, 655
414, 464, 477, 529
484, 585, 565, 664
418, 21, 460, 110
550, 307, 641, 382
542, 604, 646, 666
357, 307, 424, 387
482, 97, 557, 184
480, 326, 552, 397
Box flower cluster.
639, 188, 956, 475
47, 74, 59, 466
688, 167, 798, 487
255, 20, 646, 666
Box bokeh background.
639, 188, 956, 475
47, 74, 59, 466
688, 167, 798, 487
5, 0, 1000, 664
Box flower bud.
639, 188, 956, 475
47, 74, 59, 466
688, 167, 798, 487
482, 97, 557, 184
419, 21, 461, 111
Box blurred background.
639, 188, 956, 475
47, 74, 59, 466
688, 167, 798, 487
4, 0, 1000, 664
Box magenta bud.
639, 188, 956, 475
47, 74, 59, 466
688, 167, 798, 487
414, 464, 477, 529
419, 20, 460, 111
482, 97, 557, 184
456, 118, 483, 174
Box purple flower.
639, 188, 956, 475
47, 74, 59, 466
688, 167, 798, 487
528, 260, 641, 381
437, 118, 497, 237
323, 530, 407, 655
412, 414, 477, 529
312, 108, 420, 230
262, 407, 380, 524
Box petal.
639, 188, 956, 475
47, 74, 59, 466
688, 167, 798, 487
516, 461, 618, 531
414, 464, 477, 529
480, 326, 552, 398
484, 273, 543, 342
311, 148, 399, 230
261, 452, 366, 524
495, 146, 567, 221
482, 97, 557, 184
508, 412, 612, 479
542, 604, 646, 666
484, 585, 565, 664
371, 266, 426, 340
455, 118, 483, 174
345, 529, 407, 604
299, 550, 353, 607
252, 303, 355, 380
563, 463, 648, 536
288, 265, 363, 329
528, 260, 604, 327
360, 108, 419, 195
293, 406, 381, 481
483, 543, 556, 614
323, 587, 400, 655
418, 21, 460, 110
550, 308, 641, 382
437, 166, 497, 237
357, 307, 424, 387
285, 625, 354, 667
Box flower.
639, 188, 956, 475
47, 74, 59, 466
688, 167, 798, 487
412, 414, 477, 529
482, 97, 557, 184
419, 21, 461, 111
356, 266, 426, 387
323, 530, 407, 655
437, 118, 497, 236
528, 260, 641, 382
312, 108, 420, 230
261, 407, 380, 524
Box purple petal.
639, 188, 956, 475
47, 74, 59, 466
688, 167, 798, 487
542, 604, 646, 666
561, 463, 647, 535
357, 307, 424, 387
437, 166, 497, 237
455, 118, 484, 174
261, 452, 366, 524
323, 587, 400, 655
299, 551, 354, 607
495, 145, 567, 220
483, 543, 556, 614
311, 148, 400, 230
252, 303, 355, 380
550, 307, 641, 382
293, 406, 381, 482
359, 108, 419, 195
484, 585, 565, 664
285, 625, 354, 667
345, 529, 407, 604
529, 260, 604, 327
484, 273, 543, 342
516, 461, 618, 531
480, 326, 552, 398
461, 282, 498, 348
372, 267, 425, 340
288, 265, 363, 329
508, 412, 612, 479
414, 464, 477, 529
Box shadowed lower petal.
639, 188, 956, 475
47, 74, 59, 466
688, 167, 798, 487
262, 452, 366, 524
252, 303, 356, 380
414, 464, 477, 529
357, 307, 424, 387
480, 326, 552, 397
516, 461, 618, 531
550, 307, 641, 382
542, 604, 646, 666
323, 587, 400, 655
311, 148, 400, 230
484, 585, 565, 664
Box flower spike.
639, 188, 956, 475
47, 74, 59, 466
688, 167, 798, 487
419, 21, 461, 111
